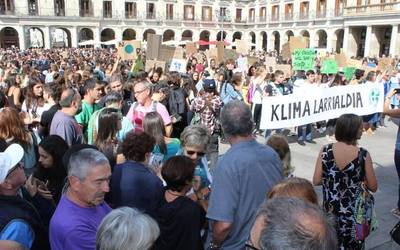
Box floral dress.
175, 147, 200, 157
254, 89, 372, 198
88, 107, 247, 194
321, 144, 366, 250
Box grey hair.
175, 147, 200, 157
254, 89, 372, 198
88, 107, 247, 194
180, 125, 211, 149
220, 100, 253, 137
259, 197, 338, 250
104, 91, 123, 106
134, 79, 153, 94
96, 207, 160, 250
68, 148, 110, 181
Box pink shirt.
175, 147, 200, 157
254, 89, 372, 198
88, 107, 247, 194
126, 101, 171, 132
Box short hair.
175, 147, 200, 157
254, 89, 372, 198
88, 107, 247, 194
274, 70, 284, 76
43, 82, 63, 103
104, 91, 123, 106
134, 79, 153, 94
121, 132, 155, 162
180, 125, 211, 149
220, 100, 253, 137
59, 88, 79, 108
162, 156, 196, 192
334, 114, 363, 144
68, 148, 110, 181
259, 197, 337, 250
96, 207, 160, 250
82, 78, 100, 96
266, 134, 292, 177
306, 70, 315, 76
109, 73, 123, 84
267, 177, 318, 205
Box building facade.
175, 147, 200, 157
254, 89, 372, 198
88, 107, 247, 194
0, 0, 399, 58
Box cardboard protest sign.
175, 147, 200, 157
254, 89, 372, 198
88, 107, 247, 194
321, 59, 338, 74
292, 49, 316, 71
289, 37, 308, 53
334, 53, 348, 67
194, 52, 207, 64
264, 57, 277, 73
377, 58, 393, 71
347, 58, 363, 69
235, 39, 249, 55
224, 49, 238, 61
147, 34, 162, 60
169, 58, 187, 73
205, 48, 218, 60
217, 41, 225, 63
275, 64, 292, 78
281, 42, 291, 61
173, 47, 184, 59
343, 67, 356, 80
237, 57, 248, 72
186, 42, 197, 55
118, 40, 141, 61
145, 60, 166, 72
159, 45, 175, 62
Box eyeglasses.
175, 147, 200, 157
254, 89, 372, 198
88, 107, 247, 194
186, 150, 206, 157
134, 88, 147, 95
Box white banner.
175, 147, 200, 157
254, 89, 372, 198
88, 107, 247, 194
260, 83, 384, 129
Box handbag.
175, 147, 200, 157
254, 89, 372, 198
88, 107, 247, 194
390, 220, 400, 245
352, 148, 378, 241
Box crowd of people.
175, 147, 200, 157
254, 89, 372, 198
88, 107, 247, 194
0, 45, 398, 250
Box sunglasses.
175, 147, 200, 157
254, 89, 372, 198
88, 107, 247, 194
186, 150, 206, 157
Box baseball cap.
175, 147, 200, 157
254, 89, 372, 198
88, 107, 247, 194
0, 144, 24, 183
203, 78, 216, 90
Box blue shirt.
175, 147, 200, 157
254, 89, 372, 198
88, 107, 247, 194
0, 220, 34, 249
206, 139, 283, 250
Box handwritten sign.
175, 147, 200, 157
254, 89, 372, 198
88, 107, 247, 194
145, 60, 166, 72
186, 42, 197, 55
235, 39, 249, 55
343, 67, 356, 80
169, 59, 187, 73
118, 40, 141, 61
292, 49, 316, 71
335, 53, 348, 67
321, 59, 338, 74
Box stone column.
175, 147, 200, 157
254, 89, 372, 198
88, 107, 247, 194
43, 26, 51, 49
70, 27, 78, 48
342, 26, 349, 54
17, 26, 26, 50
93, 27, 101, 48
364, 25, 372, 57
389, 24, 398, 57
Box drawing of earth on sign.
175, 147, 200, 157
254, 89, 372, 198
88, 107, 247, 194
125, 44, 134, 54
369, 88, 380, 107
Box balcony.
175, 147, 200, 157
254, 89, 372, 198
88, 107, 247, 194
299, 12, 309, 20
284, 13, 294, 21
125, 12, 137, 19
0, 9, 14, 15
316, 10, 326, 19
146, 13, 156, 20
344, 2, 400, 17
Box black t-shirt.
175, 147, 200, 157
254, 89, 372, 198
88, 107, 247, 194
40, 104, 60, 137
155, 194, 206, 250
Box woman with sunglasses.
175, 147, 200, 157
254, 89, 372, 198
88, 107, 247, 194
180, 125, 212, 210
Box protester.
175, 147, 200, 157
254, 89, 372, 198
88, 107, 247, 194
21, 78, 47, 120
267, 177, 318, 204
5, 75, 22, 110
0, 144, 50, 250
154, 156, 206, 250
50, 148, 112, 250
313, 113, 377, 249
110, 131, 163, 217
206, 100, 283, 249
96, 207, 160, 250
50, 87, 83, 146
266, 134, 293, 177
40, 82, 62, 138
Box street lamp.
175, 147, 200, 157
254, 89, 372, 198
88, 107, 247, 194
215, 8, 230, 42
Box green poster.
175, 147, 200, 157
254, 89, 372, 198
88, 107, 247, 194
321, 59, 338, 74
343, 67, 356, 80
292, 49, 316, 71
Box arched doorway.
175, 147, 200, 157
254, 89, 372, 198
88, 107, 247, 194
163, 29, 175, 42
232, 32, 242, 42
101, 28, 115, 42
52, 28, 71, 47
249, 32, 256, 50
143, 29, 156, 41
316, 29, 327, 48
199, 30, 210, 50
216, 31, 227, 41
79, 28, 93, 42
28, 27, 44, 48
272, 31, 280, 52
0, 27, 19, 48
260, 31, 267, 51
334, 29, 344, 53
300, 30, 310, 47
122, 29, 136, 40
285, 30, 294, 42
182, 30, 193, 41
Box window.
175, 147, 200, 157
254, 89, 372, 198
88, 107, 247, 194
202, 6, 212, 21
235, 8, 242, 22
219, 7, 226, 18
184, 5, 194, 20
272, 5, 279, 21
248, 8, 255, 22
80, 0, 92, 17
335, 0, 343, 16
103, 1, 112, 18
285, 3, 293, 19
147, 3, 155, 19
260, 7, 266, 21
300, 1, 309, 18
0, 0, 14, 14
54, 0, 64, 16
28, 0, 38, 15
166, 3, 173, 20
125, 2, 136, 18
317, 0, 326, 17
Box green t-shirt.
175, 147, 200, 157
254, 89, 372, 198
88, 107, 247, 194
75, 100, 100, 141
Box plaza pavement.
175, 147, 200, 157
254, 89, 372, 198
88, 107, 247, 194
219, 119, 400, 249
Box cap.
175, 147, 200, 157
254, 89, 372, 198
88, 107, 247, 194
0, 144, 24, 183
203, 78, 216, 90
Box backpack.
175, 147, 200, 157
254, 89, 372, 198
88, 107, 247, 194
168, 88, 186, 115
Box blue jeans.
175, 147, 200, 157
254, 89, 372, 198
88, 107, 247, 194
395, 149, 400, 209
297, 124, 312, 141
264, 129, 283, 139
